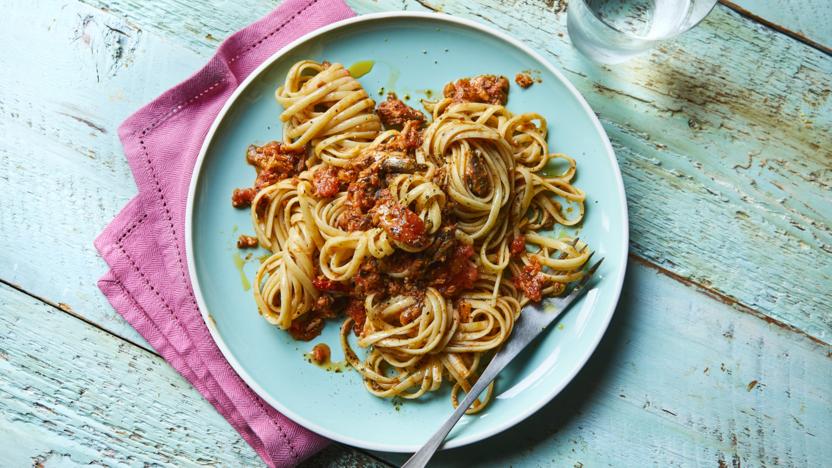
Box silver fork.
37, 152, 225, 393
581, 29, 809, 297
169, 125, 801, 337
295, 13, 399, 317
402, 254, 605, 468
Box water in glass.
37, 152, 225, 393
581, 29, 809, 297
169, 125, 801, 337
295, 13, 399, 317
567, 0, 717, 63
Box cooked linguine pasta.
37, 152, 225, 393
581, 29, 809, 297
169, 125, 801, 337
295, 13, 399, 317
231, 60, 590, 413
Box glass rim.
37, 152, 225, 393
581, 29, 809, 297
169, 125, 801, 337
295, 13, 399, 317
577, 0, 719, 41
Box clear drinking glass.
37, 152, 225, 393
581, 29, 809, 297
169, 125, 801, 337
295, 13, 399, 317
567, 0, 718, 63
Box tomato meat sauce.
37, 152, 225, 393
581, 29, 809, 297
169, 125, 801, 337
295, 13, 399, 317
514, 256, 548, 302
443, 75, 510, 105
231, 141, 306, 208
312, 275, 348, 293
236, 235, 258, 249
313, 166, 341, 198
510, 235, 526, 257
288, 313, 325, 341
310, 343, 331, 365
346, 299, 367, 335
429, 243, 478, 296
515, 72, 534, 89
371, 190, 427, 247
376, 93, 425, 129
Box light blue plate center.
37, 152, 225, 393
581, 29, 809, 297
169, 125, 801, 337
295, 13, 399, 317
190, 14, 627, 452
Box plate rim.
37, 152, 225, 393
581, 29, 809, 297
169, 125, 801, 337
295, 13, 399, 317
185, 11, 629, 452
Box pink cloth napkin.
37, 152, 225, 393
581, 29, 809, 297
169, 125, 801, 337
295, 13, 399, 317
94, 1, 354, 466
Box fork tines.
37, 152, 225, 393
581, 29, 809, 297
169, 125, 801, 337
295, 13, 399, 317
576, 257, 604, 289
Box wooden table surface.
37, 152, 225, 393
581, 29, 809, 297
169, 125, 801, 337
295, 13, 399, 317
1, 0, 830, 466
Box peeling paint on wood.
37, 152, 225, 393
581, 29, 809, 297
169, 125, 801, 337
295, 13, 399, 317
725, 0, 832, 52
0, 282, 385, 467
0, 0, 206, 349
0, 283, 261, 466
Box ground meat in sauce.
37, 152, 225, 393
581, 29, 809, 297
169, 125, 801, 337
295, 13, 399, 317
312, 276, 348, 293
510, 235, 526, 257
371, 189, 427, 247
358, 223, 476, 298
429, 243, 478, 296
246, 141, 306, 190
310, 343, 331, 364
343, 155, 381, 214
288, 313, 325, 341
332, 123, 425, 233
514, 256, 548, 302
354, 259, 384, 296
346, 299, 367, 335
313, 166, 341, 198
236, 235, 258, 249
515, 72, 534, 89
373, 120, 422, 154
285, 292, 344, 341
443, 75, 510, 105
379, 251, 426, 277
465, 149, 491, 197
312, 294, 344, 327
231, 142, 306, 204
391, 122, 423, 152
253, 170, 280, 191
231, 187, 256, 208
377, 93, 426, 129
337, 204, 373, 232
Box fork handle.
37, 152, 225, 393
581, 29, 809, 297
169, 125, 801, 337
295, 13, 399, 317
401, 332, 533, 468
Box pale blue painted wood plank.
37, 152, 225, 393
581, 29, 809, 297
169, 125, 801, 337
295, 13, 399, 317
0, 0, 210, 349
728, 0, 832, 51
0, 283, 386, 467
0, 282, 261, 466
373, 260, 832, 467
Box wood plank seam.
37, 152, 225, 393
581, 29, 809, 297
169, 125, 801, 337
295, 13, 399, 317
719, 0, 832, 56
630, 254, 831, 348
0, 278, 148, 352
0, 278, 395, 466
